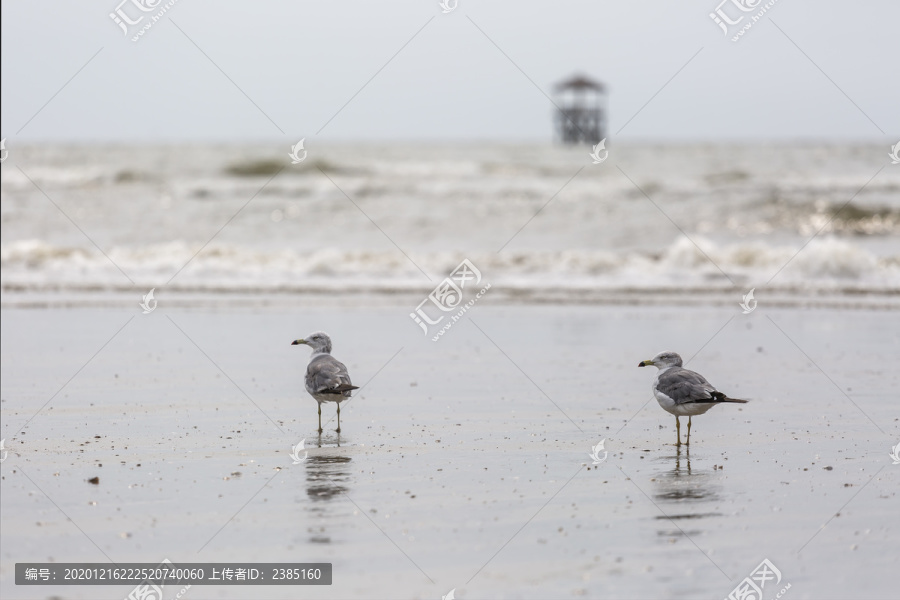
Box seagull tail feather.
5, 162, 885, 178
709, 391, 748, 403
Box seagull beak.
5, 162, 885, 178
291, 339, 305, 346
638, 360, 652, 367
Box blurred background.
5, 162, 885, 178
1, 0, 898, 303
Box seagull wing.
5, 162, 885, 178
306, 355, 358, 396
657, 367, 748, 404
656, 367, 718, 404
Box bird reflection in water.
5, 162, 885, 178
652, 447, 722, 539
304, 453, 352, 544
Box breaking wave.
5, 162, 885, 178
3, 237, 896, 297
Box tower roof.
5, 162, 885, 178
555, 74, 605, 93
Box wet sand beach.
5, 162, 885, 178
1, 303, 896, 599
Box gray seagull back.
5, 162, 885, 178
656, 367, 718, 404
306, 354, 357, 399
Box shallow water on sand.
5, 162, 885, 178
1, 304, 896, 599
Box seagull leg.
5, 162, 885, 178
675, 416, 682, 447
686, 416, 692, 446
317, 404, 323, 434
336, 403, 341, 433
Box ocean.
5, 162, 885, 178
2, 141, 898, 307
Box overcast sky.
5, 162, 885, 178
2, 0, 897, 142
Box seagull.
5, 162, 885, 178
639, 351, 748, 446
292, 332, 358, 433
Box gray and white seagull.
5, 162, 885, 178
292, 332, 359, 433
639, 351, 748, 446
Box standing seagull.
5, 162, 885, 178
638, 351, 748, 446
292, 332, 358, 433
